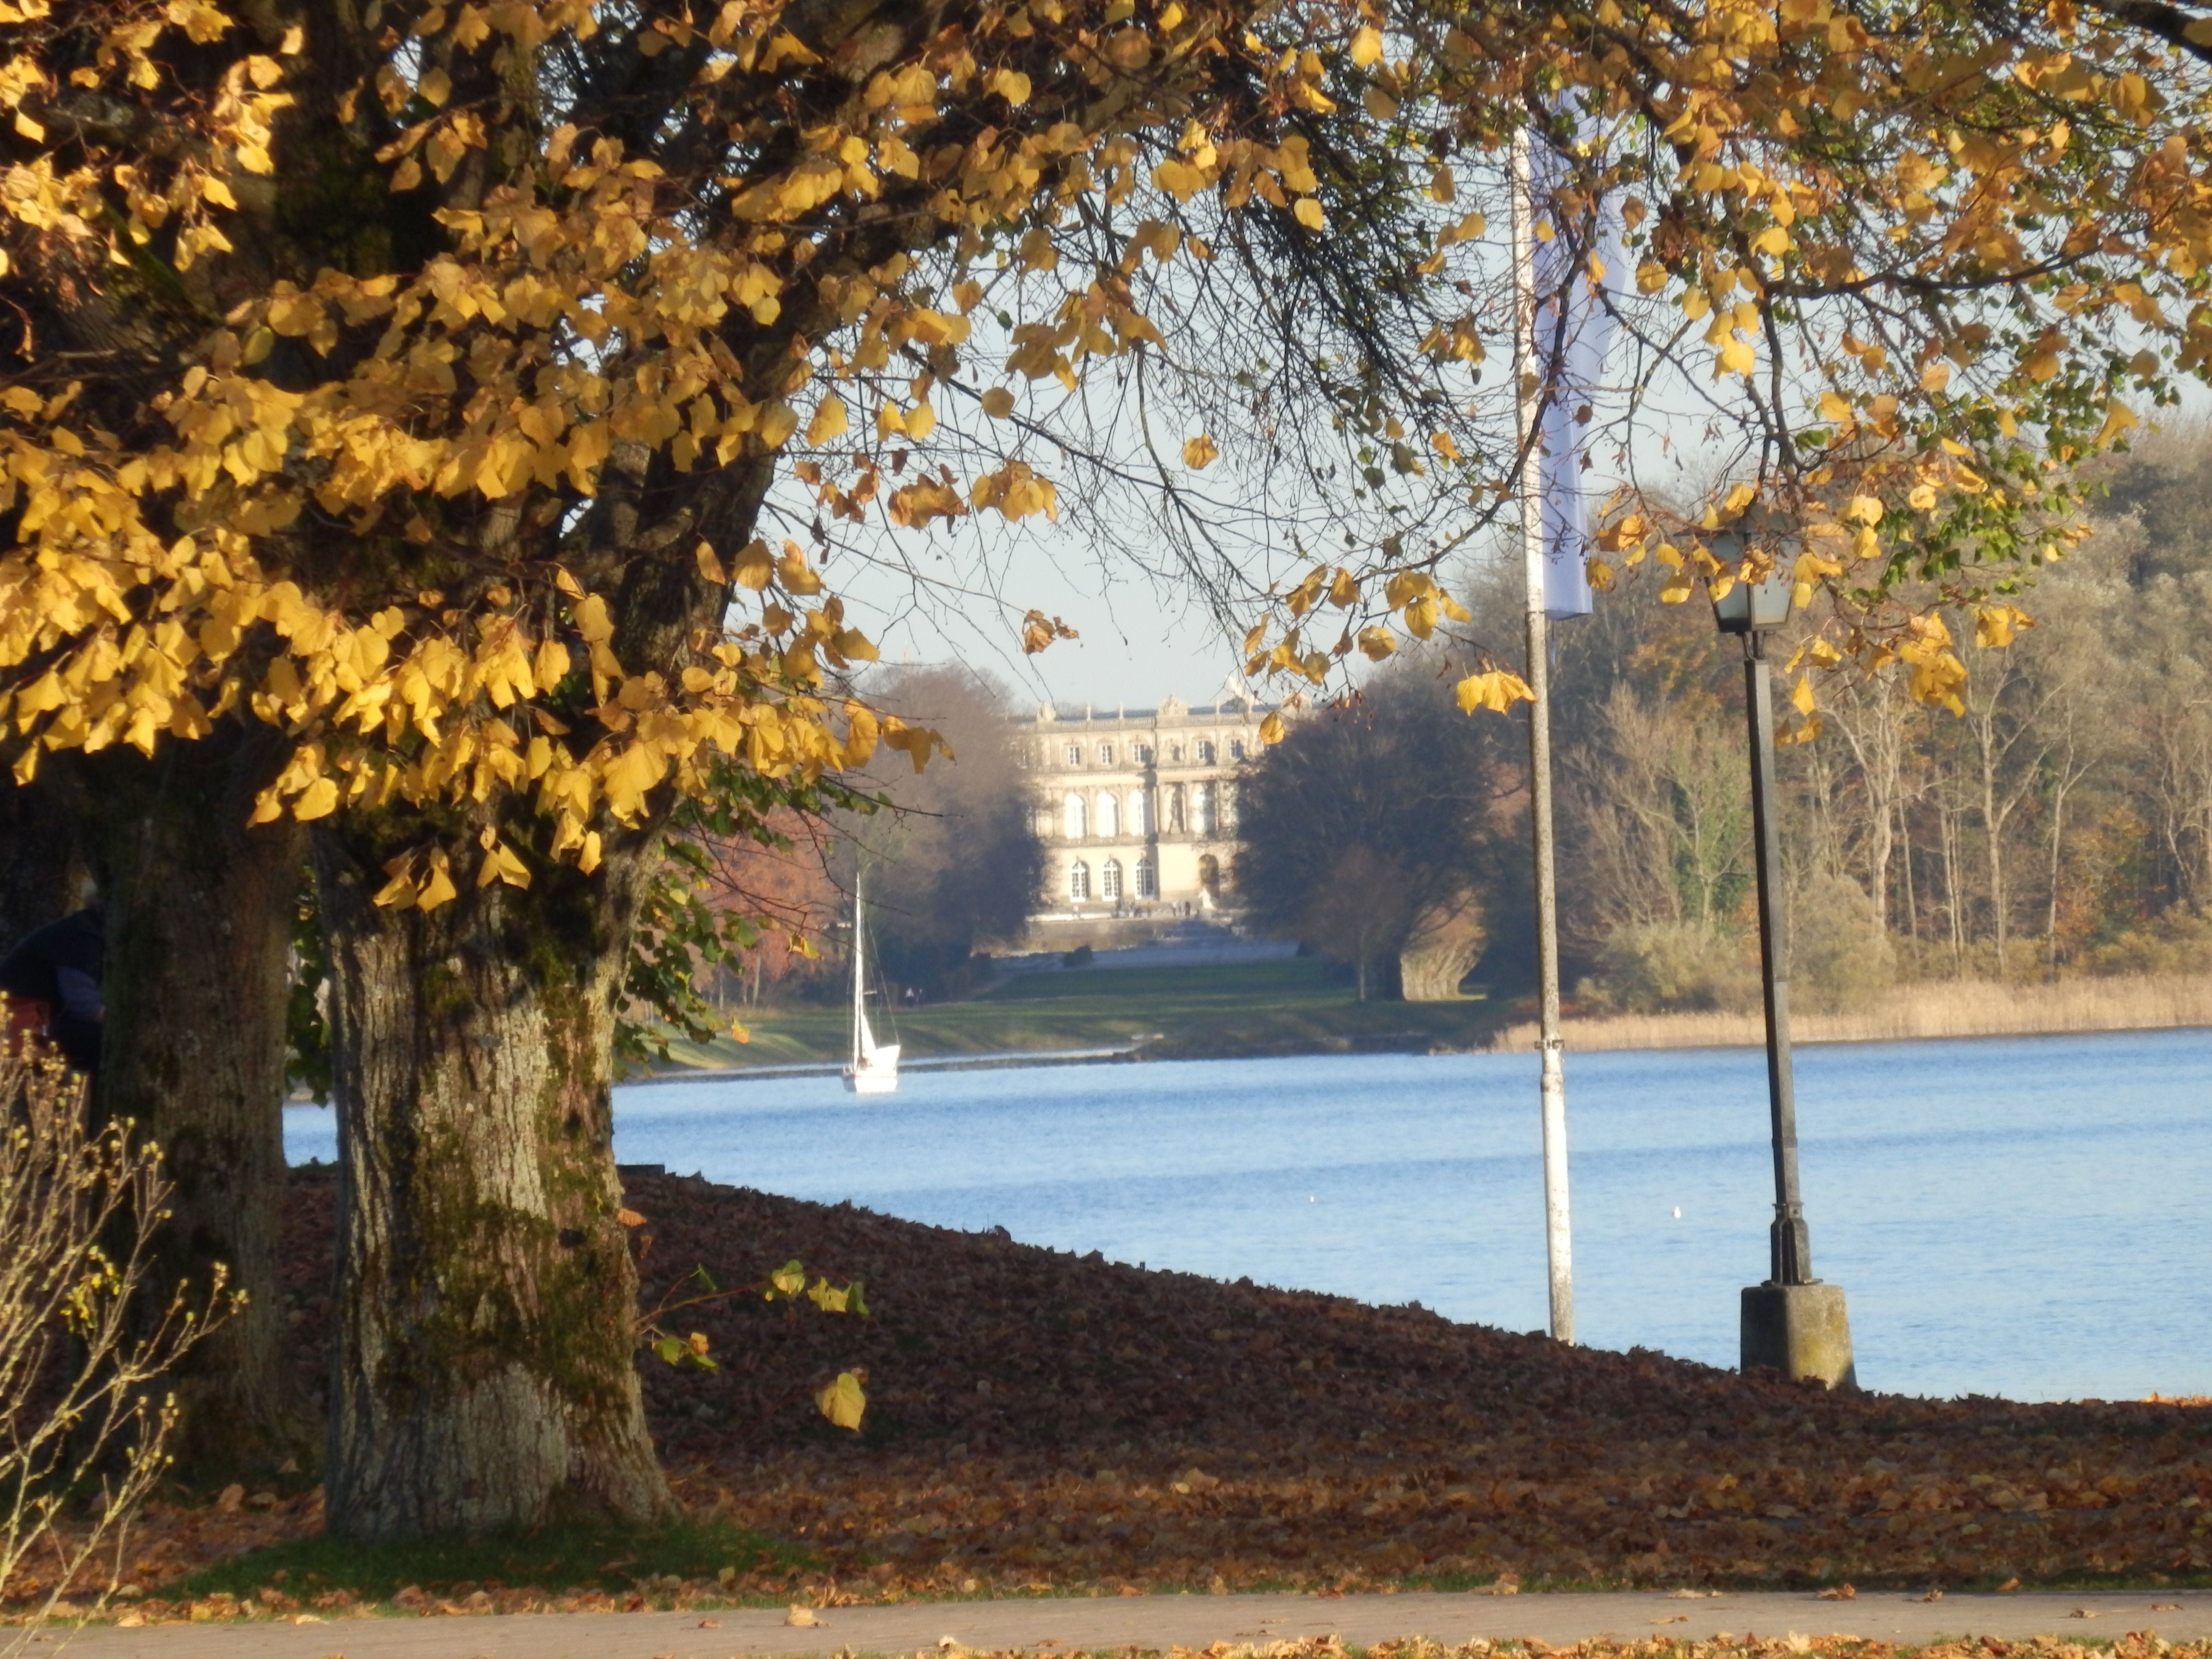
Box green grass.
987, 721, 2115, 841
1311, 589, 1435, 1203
177, 1519, 817, 1603
652, 958, 1509, 1072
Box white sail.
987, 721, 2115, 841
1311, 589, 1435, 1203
844, 876, 899, 1095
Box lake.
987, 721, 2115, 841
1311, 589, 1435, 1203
282, 1026, 2212, 1403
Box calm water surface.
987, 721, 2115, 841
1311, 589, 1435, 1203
283, 1027, 2212, 1403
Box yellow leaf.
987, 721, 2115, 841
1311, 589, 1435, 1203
1791, 675, 1816, 715
1717, 337, 1756, 377
2094, 400, 2139, 445
1293, 197, 1325, 231
981, 387, 1016, 419
1846, 495, 1884, 525
294, 777, 340, 820
696, 542, 727, 585
415, 853, 458, 911
1909, 483, 1937, 510
1455, 670, 1534, 715
1182, 433, 1219, 469
1259, 711, 1285, 744
1817, 390, 1851, 423
732, 538, 774, 591
1350, 24, 1383, 64
805, 397, 848, 445
1363, 85, 1397, 120
1431, 430, 1462, 462
815, 1370, 866, 1431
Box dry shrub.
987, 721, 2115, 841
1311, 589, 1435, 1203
1496, 970, 2212, 1053
0, 1038, 222, 1642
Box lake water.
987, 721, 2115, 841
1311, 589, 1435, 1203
282, 1026, 2212, 1403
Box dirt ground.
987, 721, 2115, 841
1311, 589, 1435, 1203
98, 1165, 2212, 1611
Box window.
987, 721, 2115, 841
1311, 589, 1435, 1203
1229, 739, 1246, 761
1129, 788, 1150, 835
1063, 793, 1087, 839
1195, 739, 1216, 765
1102, 858, 1123, 900
1135, 856, 1156, 899
1098, 742, 1114, 765
1096, 791, 1120, 838
1194, 781, 1217, 834
1222, 784, 1238, 828
1166, 784, 1186, 831
1069, 860, 1090, 901
1134, 743, 1154, 764
1065, 741, 1083, 766
1169, 742, 1184, 763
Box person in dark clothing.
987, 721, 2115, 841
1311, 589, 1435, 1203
0, 909, 103, 1072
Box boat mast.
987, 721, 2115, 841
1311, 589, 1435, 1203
851, 870, 866, 1062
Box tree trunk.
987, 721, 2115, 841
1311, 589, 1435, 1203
313, 816, 673, 1540
90, 730, 312, 1475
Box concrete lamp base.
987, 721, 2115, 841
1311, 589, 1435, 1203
1741, 1281, 1857, 1389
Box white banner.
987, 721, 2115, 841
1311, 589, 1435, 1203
1527, 129, 1618, 622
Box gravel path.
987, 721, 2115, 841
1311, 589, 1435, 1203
37, 1589, 2212, 1659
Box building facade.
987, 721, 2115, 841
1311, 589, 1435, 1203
1015, 696, 1264, 920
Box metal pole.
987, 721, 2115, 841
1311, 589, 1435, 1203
1743, 634, 1812, 1286
1510, 129, 1574, 1344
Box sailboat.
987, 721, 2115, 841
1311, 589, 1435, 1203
843, 875, 900, 1095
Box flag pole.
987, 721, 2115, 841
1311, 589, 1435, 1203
1510, 127, 1575, 1346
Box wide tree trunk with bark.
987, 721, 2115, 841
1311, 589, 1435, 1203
313, 815, 675, 1539
91, 729, 311, 1475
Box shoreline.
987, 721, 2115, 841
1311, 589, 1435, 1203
1489, 969, 2212, 1056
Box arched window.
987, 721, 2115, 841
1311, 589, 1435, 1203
1102, 858, 1123, 900
1128, 788, 1150, 835
1065, 741, 1083, 766
1063, 793, 1087, 839
1135, 856, 1156, 898
1069, 860, 1090, 901
1096, 791, 1119, 838
1194, 781, 1217, 833
1195, 739, 1216, 765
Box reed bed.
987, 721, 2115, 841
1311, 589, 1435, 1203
1488, 970, 2212, 1054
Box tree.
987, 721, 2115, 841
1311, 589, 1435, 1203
1236, 663, 1515, 997
840, 666, 1043, 996
6, 0, 1483, 1537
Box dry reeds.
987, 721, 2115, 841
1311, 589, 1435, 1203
1488, 971, 2212, 1054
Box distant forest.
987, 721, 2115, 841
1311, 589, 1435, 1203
1465, 429, 2212, 1013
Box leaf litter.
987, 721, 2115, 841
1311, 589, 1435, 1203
56, 1167, 2212, 1620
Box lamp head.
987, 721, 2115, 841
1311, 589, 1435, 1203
1707, 514, 1796, 634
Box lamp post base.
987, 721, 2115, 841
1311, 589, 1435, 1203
1741, 1281, 1857, 1389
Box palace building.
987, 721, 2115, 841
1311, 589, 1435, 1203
1014, 695, 1267, 921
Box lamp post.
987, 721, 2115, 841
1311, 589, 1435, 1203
1710, 541, 1858, 1390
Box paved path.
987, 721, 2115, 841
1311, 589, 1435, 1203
31, 1589, 2209, 1659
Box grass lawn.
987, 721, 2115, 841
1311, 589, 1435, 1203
649, 957, 1510, 1071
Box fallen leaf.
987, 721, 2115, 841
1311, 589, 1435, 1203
2154, 1602, 2183, 1611
785, 1605, 820, 1626
698, 1617, 721, 1627
1817, 1585, 1857, 1601
1653, 1615, 1689, 1624
2070, 1609, 2099, 1619
1999, 1578, 2022, 1592
1918, 1588, 1946, 1602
